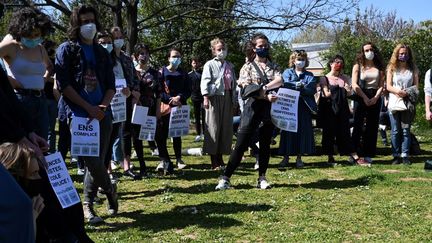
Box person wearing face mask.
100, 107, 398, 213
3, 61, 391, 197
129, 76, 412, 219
133, 43, 162, 171
0, 7, 54, 141
278, 50, 316, 170
55, 5, 118, 224
319, 55, 362, 166
351, 42, 385, 165
386, 44, 419, 165
156, 47, 191, 174
189, 57, 205, 142
215, 33, 283, 190
200, 38, 237, 170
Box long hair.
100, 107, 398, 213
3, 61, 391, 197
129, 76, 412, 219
387, 43, 416, 73
355, 42, 385, 71
289, 50, 309, 69
245, 33, 270, 62
67, 5, 102, 41
0, 143, 36, 178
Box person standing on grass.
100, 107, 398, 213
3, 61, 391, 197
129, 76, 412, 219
201, 38, 237, 170
424, 67, 432, 121
278, 50, 316, 170
386, 44, 419, 165
155, 47, 191, 174
215, 33, 283, 190
351, 42, 385, 165
55, 5, 118, 224
189, 57, 205, 142
319, 55, 362, 166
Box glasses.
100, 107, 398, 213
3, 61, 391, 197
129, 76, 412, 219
294, 49, 306, 54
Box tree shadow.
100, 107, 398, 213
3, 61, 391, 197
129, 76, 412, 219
86, 202, 272, 233
281, 174, 385, 190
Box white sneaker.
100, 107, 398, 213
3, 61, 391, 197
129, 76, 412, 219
215, 178, 230, 190
254, 161, 259, 170
295, 158, 304, 168
151, 148, 159, 156
177, 159, 187, 170
111, 160, 119, 170
77, 168, 85, 175
155, 161, 164, 172
194, 135, 202, 142
257, 177, 271, 189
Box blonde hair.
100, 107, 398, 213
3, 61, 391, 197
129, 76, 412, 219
387, 43, 416, 73
289, 51, 309, 69
210, 38, 225, 55
0, 143, 36, 178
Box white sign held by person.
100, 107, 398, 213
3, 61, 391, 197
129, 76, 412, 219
139, 116, 157, 141
270, 88, 300, 132
168, 105, 190, 138
70, 117, 100, 157
45, 152, 80, 208
111, 78, 127, 123
131, 104, 148, 125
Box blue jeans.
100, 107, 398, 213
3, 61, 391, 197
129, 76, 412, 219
46, 98, 58, 153
112, 137, 123, 162
16, 94, 49, 140
389, 111, 411, 158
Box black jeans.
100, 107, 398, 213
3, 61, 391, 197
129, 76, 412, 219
224, 99, 274, 177
155, 114, 182, 163
352, 89, 381, 157
192, 100, 205, 135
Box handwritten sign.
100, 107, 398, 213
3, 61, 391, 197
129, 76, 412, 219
139, 116, 157, 141
168, 105, 190, 138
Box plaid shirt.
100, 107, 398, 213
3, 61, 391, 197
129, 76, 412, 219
237, 60, 281, 87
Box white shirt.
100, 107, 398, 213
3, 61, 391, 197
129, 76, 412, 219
424, 69, 431, 97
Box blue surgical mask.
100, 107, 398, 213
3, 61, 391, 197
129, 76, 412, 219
102, 43, 113, 53
255, 47, 269, 58
21, 37, 43, 49
113, 39, 125, 49
169, 57, 181, 69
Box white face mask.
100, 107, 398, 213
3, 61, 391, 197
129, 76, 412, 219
102, 43, 113, 53
295, 60, 305, 69
216, 49, 227, 60
80, 23, 97, 41
113, 39, 125, 49
365, 51, 375, 60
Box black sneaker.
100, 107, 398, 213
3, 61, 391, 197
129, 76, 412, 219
123, 169, 141, 180
402, 158, 412, 165
391, 157, 402, 165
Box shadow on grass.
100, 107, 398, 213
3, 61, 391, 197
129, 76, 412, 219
281, 174, 385, 190
87, 202, 272, 233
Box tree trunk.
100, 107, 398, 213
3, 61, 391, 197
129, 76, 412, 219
126, 1, 138, 55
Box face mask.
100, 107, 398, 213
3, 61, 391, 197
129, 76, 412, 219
113, 39, 125, 49
102, 43, 113, 53
255, 47, 269, 58
169, 57, 181, 69
333, 63, 342, 71
216, 49, 228, 60
365, 51, 374, 60
295, 60, 305, 69
80, 23, 97, 40
21, 37, 43, 49
19, 178, 44, 198
398, 55, 409, 62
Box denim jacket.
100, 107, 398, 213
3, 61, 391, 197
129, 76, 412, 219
282, 68, 317, 113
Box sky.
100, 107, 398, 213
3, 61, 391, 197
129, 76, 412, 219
359, 0, 431, 24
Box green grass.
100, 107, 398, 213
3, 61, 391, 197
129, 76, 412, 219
70, 128, 432, 242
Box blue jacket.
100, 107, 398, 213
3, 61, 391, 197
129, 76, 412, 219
282, 68, 317, 113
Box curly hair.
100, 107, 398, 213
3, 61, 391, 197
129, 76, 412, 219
245, 33, 271, 62
355, 42, 385, 71
387, 43, 417, 73
8, 7, 54, 41
289, 50, 309, 69
134, 43, 150, 56
67, 5, 102, 41
326, 54, 345, 71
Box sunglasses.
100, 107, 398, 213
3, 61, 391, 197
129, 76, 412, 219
294, 49, 306, 54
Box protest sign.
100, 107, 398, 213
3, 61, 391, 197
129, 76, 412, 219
168, 105, 190, 138
70, 117, 100, 157
139, 116, 157, 141
45, 152, 80, 208
270, 88, 300, 132
131, 104, 148, 125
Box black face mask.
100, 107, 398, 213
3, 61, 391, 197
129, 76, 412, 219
19, 178, 44, 198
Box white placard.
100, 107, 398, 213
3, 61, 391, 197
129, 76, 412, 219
131, 104, 148, 125
139, 116, 157, 141
70, 117, 100, 157
115, 78, 127, 90
270, 88, 300, 132
45, 152, 80, 209
168, 105, 190, 138
110, 92, 127, 123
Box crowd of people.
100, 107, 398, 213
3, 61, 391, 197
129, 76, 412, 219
0, 4, 428, 242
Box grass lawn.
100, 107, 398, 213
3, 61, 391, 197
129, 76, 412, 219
70, 127, 432, 242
